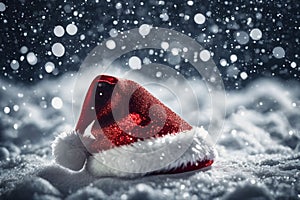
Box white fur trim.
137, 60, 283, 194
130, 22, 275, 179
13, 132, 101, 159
52, 130, 89, 171
86, 126, 216, 177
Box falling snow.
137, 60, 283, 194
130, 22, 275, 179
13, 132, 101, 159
194, 13, 206, 25
52, 43, 65, 57
66, 24, 78, 36
1, 0, 298, 86
51, 97, 63, 109
3, 106, 10, 114
230, 54, 238, 63
54, 26, 65, 37
20, 46, 28, 54
139, 24, 152, 37
109, 28, 118, 38
199, 50, 211, 62
161, 42, 169, 50
26, 52, 38, 65
10, 60, 19, 70
128, 56, 142, 70
272, 46, 285, 59
291, 62, 297, 69
106, 40, 116, 50
240, 71, 248, 80
45, 62, 55, 73
249, 28, 263, 40
235, 31, 250, 45
0, 2, 5, 12
220, 58, 228, 67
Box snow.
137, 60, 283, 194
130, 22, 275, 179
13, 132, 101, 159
128, 56, 142, 70
273, 47, 285, 59
171, 48, 179, 56
234, 31, 249, 45
0, 2, 5, 12
187, 1, 194, 6
194, 13, 206, 25
13, 105, 19, 112
220, 59, 227, 67
45, 62, 55, 73
0, 147, 9, 159
0, 71, 299, 199
291, 62, 297, 69
139, 24, 152, 37
66, 24, 78, 36
161, 42, 169, 50
20, 46, 28, 54
54, 26, 65, 38
109, 28, 118, 38
3, 106, 10, 114
115, 2, 122, 10
156, 71, 162, 78
106, 40, 116, 50
160, 13, 169, 22
51, 97, 63, 110
230, 54, 237, 63
7, 177, 62, 199
250, 28, 263, 41
10, 60, 19, 70
63, 5, 72, 13
199, 50, 211, 62
80, 34, 85, 40
0, 0, 299, 197
26, 52, 38, 65
52, 43, 65, 57
240, 72, 248, 80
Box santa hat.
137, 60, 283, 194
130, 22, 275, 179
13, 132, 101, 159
52, 75, 216, 177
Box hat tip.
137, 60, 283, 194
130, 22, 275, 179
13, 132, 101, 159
96, 75, 118, 85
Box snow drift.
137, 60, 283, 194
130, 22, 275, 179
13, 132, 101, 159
0, 72, 299, 199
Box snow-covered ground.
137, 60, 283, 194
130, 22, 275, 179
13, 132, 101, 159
0, 72, 299, 199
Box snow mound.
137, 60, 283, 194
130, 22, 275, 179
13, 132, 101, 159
3, 177, 61, 200
65, 186, 107, 200
0, 73, 299, 199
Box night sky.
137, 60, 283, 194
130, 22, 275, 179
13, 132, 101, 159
0, 0, 299, 89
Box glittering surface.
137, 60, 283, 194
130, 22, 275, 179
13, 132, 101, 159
76, 75, 192, 152
75, 75, 214, 174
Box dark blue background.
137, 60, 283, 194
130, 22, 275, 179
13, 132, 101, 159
0, 0, 299, 89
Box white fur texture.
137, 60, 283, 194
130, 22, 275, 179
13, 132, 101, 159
86, 126, 216, 177
52, 127, 216, 177
52, 131, 88, 171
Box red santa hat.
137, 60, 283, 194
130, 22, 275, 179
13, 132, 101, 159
52, 75, 215, 177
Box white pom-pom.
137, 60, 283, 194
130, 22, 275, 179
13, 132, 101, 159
52, 130, 88, 171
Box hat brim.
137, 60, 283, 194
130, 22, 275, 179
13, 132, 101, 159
86, 126, 216, 177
